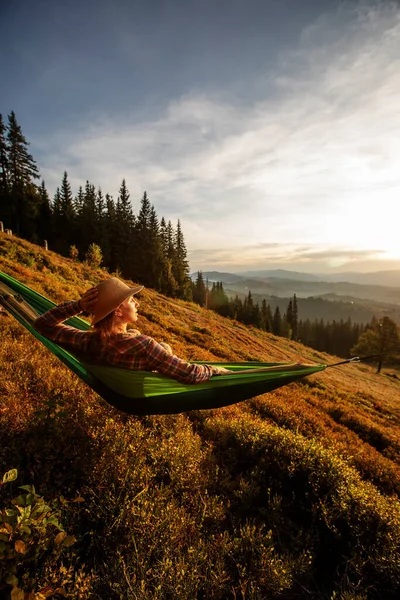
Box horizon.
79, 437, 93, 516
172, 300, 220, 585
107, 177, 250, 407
1, 0, 399, 274
192, 265, 400, 276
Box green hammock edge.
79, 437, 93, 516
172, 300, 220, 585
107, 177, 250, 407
0, 270, 326, 415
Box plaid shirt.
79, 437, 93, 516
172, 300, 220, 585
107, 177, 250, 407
34, 301, 220, 384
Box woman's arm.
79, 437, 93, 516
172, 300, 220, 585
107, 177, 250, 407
34, 288, 98, 344
34, 300, 84, 342
143, 337, 231, 384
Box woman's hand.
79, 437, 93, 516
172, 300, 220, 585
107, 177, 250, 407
213, 367, 233, 376
79, 287, 98, 314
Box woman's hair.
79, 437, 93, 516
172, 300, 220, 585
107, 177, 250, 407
91, 310, 118, 342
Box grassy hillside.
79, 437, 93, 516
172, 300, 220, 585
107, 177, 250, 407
1, 232, 400, 599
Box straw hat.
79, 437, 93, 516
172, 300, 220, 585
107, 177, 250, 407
92, 277, 143, 325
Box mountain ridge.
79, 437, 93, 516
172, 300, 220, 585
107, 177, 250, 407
193, 268, 400, 288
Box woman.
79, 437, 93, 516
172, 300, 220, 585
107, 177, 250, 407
34, 277, 232, 384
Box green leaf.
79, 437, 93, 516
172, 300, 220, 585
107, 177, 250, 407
25, 493, 35, 506
3, 469, 18, 484
21, 505, 32, 519
20, 525, 32, 535
5, 574, 19, 586
46, 516, 61, 528
13, 495, 26, 507
63, 535, 77, 547
19, 484, 35, 494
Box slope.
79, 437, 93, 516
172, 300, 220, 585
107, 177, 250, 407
1, 232, 400, 600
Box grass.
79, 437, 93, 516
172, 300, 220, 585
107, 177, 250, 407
1, 231, 400, 599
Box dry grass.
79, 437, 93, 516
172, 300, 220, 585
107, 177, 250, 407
1, 231, 400, 599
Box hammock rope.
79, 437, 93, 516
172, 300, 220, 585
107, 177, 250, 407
0, 271, 357, 415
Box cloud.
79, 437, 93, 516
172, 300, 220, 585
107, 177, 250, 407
36, 0, 400, 269
188, 242, 400, 273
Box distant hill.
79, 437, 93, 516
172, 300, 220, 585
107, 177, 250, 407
190, 270, 244, 284
198, 270, 400, 323
237, 269, 321, 282
199, 271, 400, 303
319, 270, 400, 287
236, 268, 400, 287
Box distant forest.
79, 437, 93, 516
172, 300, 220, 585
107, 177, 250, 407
192, 273, 368, 358
0, 110, 397, 362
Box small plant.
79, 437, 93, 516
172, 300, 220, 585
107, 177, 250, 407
84, 244, 102, 268
69, 245, 79, 261
0, 469, 75, 599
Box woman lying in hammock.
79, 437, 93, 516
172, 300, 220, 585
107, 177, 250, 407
34, 277, 232, 384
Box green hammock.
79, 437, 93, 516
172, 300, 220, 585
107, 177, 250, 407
0, 271, 326, 415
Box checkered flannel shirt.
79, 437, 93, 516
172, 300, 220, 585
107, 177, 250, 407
34, 301, 221, 384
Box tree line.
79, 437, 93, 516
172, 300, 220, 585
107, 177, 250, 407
192, 272, 400, 369
0, 111, 192, 299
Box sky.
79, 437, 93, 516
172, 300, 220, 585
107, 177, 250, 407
1, 0, 400, 274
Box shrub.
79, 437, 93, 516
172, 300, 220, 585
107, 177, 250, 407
69, 245, 79, 261
0, 469, 75, 599
84, 244, 102, 268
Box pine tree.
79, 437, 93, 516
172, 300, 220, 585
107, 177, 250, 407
77, 181, 98, 256
160, 217, 168, 256
159, 220, 178, 297
0, 114, 9, 222
208, 282, 229, 316
292, 294, 298, 340
59, 171, 76, 251
148, 204, 167, 290
272, 306, 282, 336
74, 186, 85, 216
230, 295, 243, 321
133, 191, 153, 285
193, 271, 207, 306
137, 190, 151, 230
114, 179, 135, 277
94, 188, 107, 248
242, 291, 255, 325
173, 219, 192, 300
6, 111, 40, 237
158, 216, 178, 294
51, 187, 62, 249
286, 299, 293, 334
260, 299, 272, 332
103, 193, 118, 270
36, 180, 52, 246
285, 294, 299, 340
96, 188, 105, 223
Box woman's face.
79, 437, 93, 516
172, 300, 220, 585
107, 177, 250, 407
120, 295, 140, 323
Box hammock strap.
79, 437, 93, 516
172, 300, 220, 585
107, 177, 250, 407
326, 355, 382, 368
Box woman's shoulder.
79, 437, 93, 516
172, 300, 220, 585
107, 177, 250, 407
126, 328, 141, 336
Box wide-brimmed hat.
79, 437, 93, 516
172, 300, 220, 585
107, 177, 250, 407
92, 277, 143, 325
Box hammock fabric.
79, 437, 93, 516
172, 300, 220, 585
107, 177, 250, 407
0, 271, 326, 415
